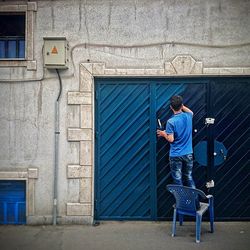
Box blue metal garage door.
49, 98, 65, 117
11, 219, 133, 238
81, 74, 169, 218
95, 80, 155, 219
0, 180, 26, 224
211, 79, 250, 220
95, 77, 250, 220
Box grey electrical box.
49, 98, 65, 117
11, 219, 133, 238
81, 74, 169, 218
43, 37, 68, 69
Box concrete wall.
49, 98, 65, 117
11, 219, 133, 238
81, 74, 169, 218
0, 0, 249, 224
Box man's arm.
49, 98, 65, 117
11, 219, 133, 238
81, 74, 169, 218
157, 130, 174, 143
182, 105, 193, 116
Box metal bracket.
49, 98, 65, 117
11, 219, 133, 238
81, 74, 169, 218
205, 118, 215, 126
206, 180, 215, 188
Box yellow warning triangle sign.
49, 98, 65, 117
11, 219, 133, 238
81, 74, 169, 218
51, 46, 58, 54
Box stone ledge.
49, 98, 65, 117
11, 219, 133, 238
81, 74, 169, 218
81, 63, 93, 74
203, 68, 220, 74
115, 69, 129, 75
68, 128, 92, 141
79, 60, 250, 77
104, 69, 116, 75
27, 215, 93, 225
190, 62, 203, 74
103, 68, 166, 75
80, 105, 92, 129
27, 2, 37, 11
203, 67, 250, 74
0, 60, 37, 71
122, 69, 145, 75
28, 168, 38, 179
68, 92, 92, 105
67, 165, 92, 178
103, 65, 250, 76
80, 66, 94, 92
57, 216, 93, 225
219, 68, 243, 74
145, 69, 165, 75
0, 171, 28, 179
28, 179, 35, 215
80, 141, 92, 166
67, 203, 92, 216
0, 4, 27, 12
243, 68, 250, 74
27, 60, 37, 71
92, 63, 105, 75
26, 216, 53, 225
79, 178, 92, 203
164, 62, 176, 75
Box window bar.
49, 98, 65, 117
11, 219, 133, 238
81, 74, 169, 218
5, 40, 8, 58
0, 37, 25, 59
16, 38, 19, 58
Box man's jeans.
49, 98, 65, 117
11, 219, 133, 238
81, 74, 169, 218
169, 154, 196, 188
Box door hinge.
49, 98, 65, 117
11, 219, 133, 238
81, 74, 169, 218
95, 90, 99, 100
94, 199, 98, 212
95, 131, 99, 138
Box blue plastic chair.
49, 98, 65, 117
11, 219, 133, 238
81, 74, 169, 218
167, 184, 214, 243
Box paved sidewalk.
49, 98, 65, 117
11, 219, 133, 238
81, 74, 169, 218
0, 221, 249, 250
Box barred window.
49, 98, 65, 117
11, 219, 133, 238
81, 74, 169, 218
0, 13, 26, 59
0, 2, 37, 70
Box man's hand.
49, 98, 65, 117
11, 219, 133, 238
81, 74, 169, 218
182, 105, 193, 116
157, 130, 166, 138
157, 130, 174, 143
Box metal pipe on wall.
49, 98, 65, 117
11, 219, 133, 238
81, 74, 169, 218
53, 69, 62, 225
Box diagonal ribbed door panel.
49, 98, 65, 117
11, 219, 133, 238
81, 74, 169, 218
211, 79, 250, 219
95, 77, 250, 221
95, 79, 153, 219
156, 80, 207, 219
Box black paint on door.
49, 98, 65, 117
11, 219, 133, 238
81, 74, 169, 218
156, 77, 250, 220
210, 78, 250, 220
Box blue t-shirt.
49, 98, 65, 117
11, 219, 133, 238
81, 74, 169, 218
166, 111, 193, 157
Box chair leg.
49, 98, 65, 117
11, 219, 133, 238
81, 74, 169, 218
172, 209, 177, 237
179, 214, 183, 226
209, 205, 214, 233
195, 214, 202, 243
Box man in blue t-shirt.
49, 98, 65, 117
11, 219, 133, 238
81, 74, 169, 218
157, 95, 195, 188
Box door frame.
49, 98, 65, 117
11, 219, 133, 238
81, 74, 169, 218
93, 76, 250, 221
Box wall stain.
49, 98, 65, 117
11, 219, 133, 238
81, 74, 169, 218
134, 0, 137, 21
79, 0, 82, 31
83, 1, 89, 39
51, 0, 55, 31
165, 16, 169, 31
83, 0, 91, 59
108, 0, 113, 27
219, 1, 222, 12
37, 81, 43, 116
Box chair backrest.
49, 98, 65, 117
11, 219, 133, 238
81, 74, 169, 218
167, 185, 207, 212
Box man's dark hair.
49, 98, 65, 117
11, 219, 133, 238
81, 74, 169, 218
170, 95, 183, 111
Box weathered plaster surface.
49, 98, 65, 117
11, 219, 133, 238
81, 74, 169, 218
0, 0, 249, 224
